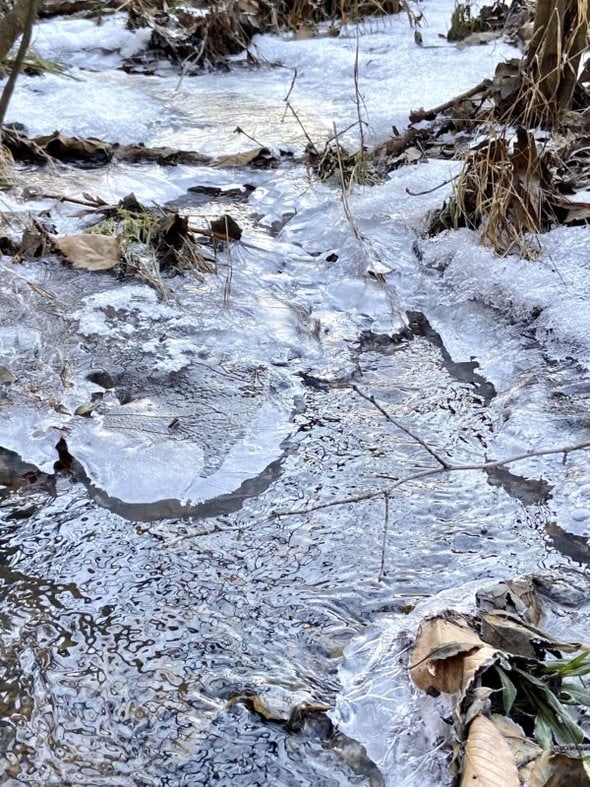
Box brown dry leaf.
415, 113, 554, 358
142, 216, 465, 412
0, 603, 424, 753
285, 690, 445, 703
410, 617, 497, 694
506, 577, 542, 625
209, 214, 243, 241
525, 749, 590, 787
555, 192, 590, 223
41, 132, 112, 166
464, 687, 495, 726
213, 147, 278, 168
214, 148, 266, 167
404, 146, 423, 163
476, 577, 541, 625
20, 227, 51, 259
238, 0, 259, 12
293, 25, 316, 39
490, 714, 542, 769
460, 715, 520, 787
54, 234, 121, 271
481, 611, 582, 657
0, 366, 15, 384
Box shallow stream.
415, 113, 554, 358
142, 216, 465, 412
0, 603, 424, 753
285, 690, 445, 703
1, 3, 590, 784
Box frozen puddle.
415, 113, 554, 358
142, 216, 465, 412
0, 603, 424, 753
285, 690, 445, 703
73, 361, 294, 517
0, 265, 298, 516
2, 357, 295, 518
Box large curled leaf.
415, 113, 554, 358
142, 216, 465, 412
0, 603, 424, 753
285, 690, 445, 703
481, 611, 582, 657
410, 616, 497, 694
54, 234, 121, 271
460, 715, 520, 787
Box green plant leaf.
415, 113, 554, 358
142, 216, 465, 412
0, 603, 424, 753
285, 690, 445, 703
517, 670, 586, 746
534, 712, 554, 749
560, 682, 590, 707
495, 665, 517, 714
544, 651, 590, 678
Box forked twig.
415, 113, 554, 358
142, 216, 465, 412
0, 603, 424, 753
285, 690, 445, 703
166, 439, 590, 548
271, 441, 590, 520
165, 378, 590, 553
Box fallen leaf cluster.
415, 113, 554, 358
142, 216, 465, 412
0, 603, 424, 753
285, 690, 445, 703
2, 128, 211, 167
0, 191, 247, 293
409, 577, 590, 786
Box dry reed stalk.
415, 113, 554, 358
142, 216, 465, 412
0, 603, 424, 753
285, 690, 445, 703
451, 126, 556, 257
501, 0, 590, 127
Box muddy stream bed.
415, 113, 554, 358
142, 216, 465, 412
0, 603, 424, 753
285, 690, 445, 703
1, 5, 590, 785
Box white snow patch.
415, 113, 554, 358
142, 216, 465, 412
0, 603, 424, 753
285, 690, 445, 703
252, 4, 516, 145
32, 14, 151, 67
429, 225, 590, 368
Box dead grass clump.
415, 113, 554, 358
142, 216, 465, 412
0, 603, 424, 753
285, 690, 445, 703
263, 0, 405, 29
0, 145, 14, 189
447, 2, 488, 42
494, 0, 590, 128
306, 140, 378, 184
431, 128, 557, 257
89, 194, 211, 292
0, 50, 68, 77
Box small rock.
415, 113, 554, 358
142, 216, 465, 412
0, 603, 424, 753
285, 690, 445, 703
86, 370, 116, 389
0, 366, 15, 384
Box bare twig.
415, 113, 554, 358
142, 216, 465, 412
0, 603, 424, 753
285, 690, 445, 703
272, 440, 590, 520
223, 216, 233, 305
165, 438, 590, 550
234, 125, 266, 149
0, 0, 39, 136
353, 384, 449, 468
353, 25, 365, 165
285, 100, 318, 153
405, 173, 460, 197
0, 261, 54, 298
281, 67, 298, 116
166, 518, 248, 546
408, 79, 492, 123
36, 192, 107, 208
379, 491, 390, 583
323, 121, 363, 147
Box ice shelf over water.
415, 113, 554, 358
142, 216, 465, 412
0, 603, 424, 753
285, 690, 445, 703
1, 2, 590, 783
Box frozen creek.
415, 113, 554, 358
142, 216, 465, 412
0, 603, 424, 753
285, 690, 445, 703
1, 3, 590, 785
